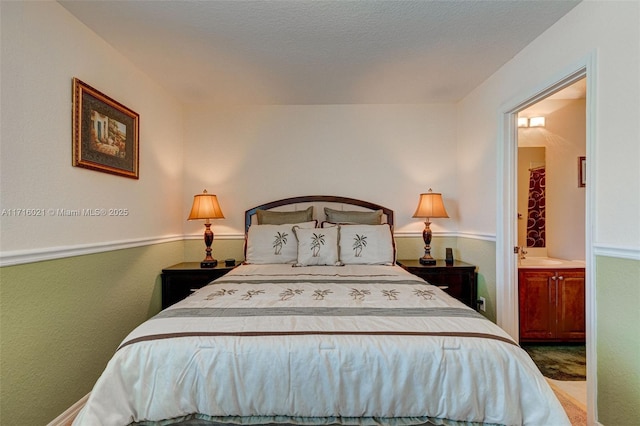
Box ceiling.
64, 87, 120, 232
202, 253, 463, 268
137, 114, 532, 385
520, 77, 587, 117
59, 0, 581, 105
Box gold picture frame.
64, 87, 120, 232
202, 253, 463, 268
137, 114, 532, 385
72, 78, 139, 179
578, 156, 586, 188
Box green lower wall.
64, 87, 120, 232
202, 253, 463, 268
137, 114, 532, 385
455, 238, 497, 323
0, 241, 183, 425
596, 256, 640, 425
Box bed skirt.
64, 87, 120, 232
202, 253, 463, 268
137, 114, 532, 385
135, 414, 497, 426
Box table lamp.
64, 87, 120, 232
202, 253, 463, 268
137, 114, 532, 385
188, 190, 225, 268
412, 189, 449, 265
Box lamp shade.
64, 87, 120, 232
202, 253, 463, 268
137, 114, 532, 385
187, 190, 225, 220
412, 189, 449, 219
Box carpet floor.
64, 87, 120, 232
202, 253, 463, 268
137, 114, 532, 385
547, 379, 587, 426
522, 344, 586, 381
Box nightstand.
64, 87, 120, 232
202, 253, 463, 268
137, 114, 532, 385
161, 262, 236, 309
397, 259, 478, 310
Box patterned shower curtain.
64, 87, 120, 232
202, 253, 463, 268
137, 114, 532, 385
527, 167, 546, 247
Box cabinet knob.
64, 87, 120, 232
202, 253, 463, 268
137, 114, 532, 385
550, 276, 556, 281
558, 276, 564, 280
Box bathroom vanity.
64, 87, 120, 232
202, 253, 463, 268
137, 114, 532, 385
518, 258, 586, 343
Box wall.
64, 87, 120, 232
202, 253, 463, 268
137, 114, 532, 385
181, 104, 459, 238
457, 1, 640, 424
596, 256, 640, 424
544, 100, 586, 260
453, 238, 497, 323
0, 242, 183, 424
1, 1, 184, 255
0, 2, 185, 423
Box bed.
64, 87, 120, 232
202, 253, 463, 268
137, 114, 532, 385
73, 196, 570, 426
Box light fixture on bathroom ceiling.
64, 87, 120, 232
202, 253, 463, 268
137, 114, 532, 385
518, 116, 546, 128
529, 116, 546, 127
517, 117, 529, 128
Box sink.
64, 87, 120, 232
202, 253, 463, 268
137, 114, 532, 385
519, 258, 563, 266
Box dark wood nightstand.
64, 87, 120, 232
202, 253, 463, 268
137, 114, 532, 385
397, 259, 478, 310
161, 262, 236, 309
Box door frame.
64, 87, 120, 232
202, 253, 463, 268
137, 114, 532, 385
496, 52, 597, 422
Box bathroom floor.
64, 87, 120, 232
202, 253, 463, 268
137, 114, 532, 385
523, 343, 588, 410
522, 343, 586, 381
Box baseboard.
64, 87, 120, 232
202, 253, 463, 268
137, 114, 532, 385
47, 393, 89, 426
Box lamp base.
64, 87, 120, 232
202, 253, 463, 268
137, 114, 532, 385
201, 259, 218, 268
419, 256, 436, 265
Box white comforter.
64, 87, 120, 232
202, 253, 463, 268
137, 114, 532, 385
74, 264, 569, 426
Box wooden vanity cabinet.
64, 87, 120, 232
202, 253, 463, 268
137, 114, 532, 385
518, 268, 585, 342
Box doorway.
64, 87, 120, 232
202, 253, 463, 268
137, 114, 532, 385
517, 79, 587, 403
496, 58, 596, 422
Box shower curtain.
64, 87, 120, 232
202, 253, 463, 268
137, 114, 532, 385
527, 167, 546, 247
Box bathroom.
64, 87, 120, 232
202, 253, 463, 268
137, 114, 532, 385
518, 79, 587, 343
517, 78, 586, 267
516, 79, 587, 390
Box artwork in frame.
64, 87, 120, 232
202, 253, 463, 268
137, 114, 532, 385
72, 78, 139, 179
578, 156, 586, 187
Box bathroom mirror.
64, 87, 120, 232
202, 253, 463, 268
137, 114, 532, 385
518, 147, 546, 248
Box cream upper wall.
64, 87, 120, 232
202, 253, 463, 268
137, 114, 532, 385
0, 1, 185, 256
182, 104, 459, 237
2, 1, 636, 253
9, 1, 635, 254
457, 0, 639, 250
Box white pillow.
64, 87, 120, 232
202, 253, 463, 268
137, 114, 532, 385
292, 225, 341, 266
338, 224, 395, 265
245, 221, 317, 264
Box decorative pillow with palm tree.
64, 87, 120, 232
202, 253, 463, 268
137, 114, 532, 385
338, 224, 395, 265
292, 225, 341, 266
245, 221, 317, 264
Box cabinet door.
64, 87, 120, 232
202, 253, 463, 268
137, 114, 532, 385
162, 271, 225, 309
556, 271, 586, 341
519, 270, 555, 341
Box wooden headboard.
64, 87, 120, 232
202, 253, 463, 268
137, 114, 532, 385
245, 195, 394, 232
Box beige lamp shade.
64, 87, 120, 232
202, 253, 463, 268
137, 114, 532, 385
188, 190, 225, 221
188, 189, 224, 268
412, 189, 448, 265
412, 189, 449, 219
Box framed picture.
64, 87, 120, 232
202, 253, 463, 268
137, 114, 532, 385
578, 156, 586, 187
72, 78, 139, 179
